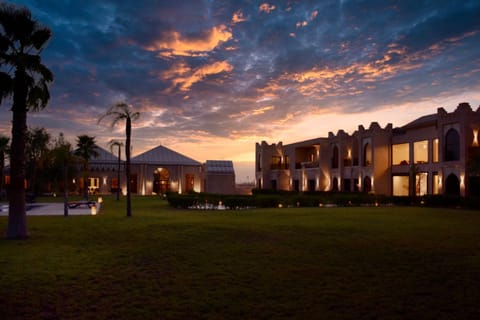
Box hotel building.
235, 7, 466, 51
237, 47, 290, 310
255, 103, 480, 197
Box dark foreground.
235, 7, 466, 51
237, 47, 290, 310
1, 197, 479, 319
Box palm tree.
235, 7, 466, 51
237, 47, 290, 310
0, 3, 53, 239
51, 133, 75, 216
108, 139, 123, 201
0, 135, 10, 200
99, 102, 139, 217
74, 135, 99, 200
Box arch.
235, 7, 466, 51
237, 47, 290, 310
352, 140, 359, 166
153, 167, 170, 195
332, 177, 339, 191
445, 128, 460, 161
363, 143, 372, 166
445, 174, 460, 196
332, 146, 339, 168
363, 176, 372, 193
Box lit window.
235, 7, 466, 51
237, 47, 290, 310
433, 139, 439, 163
414, 140, 428, 164
415, 172, 428, 196
392, 176, 409, 196
432, 173, 439, 194
392, 143, 409, 165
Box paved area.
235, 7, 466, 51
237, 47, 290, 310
0, 203, 101, 216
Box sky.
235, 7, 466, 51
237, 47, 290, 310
1, 0, 480, 182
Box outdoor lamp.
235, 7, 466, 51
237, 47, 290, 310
91, 204, 97, 215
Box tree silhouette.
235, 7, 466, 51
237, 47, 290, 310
50, 133, 76, 216
0, 3, 53, 239
108, 139, 123, 201
74, 135, 99, 200
0, 135, 9, 200
99, 102, 139, 217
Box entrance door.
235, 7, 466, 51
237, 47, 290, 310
129, 174, 138, 194
153, 168, 170, 195
185, 174, 194, 193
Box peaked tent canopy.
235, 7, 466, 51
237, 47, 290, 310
131, 145, 201, 166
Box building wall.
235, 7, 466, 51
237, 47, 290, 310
255, 103, 480, 197
204, 173, 236, 194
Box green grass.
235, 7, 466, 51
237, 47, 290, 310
1, 197, 480, 319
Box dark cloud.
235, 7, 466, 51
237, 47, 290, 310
1, 0, 479, 166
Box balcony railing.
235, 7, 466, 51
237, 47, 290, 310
270, 163, 289, 170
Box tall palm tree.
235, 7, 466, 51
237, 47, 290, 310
0, 3, 53, 239
0, 135, 10, 200
99, 102, 139, 217
108, 139, 123, 201
74, 135, 99, 200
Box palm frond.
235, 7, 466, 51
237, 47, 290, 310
30, 27, 51, 50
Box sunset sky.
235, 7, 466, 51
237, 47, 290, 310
2, 1, 480, 182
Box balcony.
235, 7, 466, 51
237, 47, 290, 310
270, 163, 289, 170
295, 160, 319, 169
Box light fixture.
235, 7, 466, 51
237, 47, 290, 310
91, 204, 97, 215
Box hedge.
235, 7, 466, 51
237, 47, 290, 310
167, 191, 480, 210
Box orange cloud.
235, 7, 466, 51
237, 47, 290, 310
296, 21, 308, 28
259, 3, 275, 13
146, 25, 232, 57
162, 61, 234, 92
232, 10, 247, 24
229, 105, 275, 119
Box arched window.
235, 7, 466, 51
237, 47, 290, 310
363, 143, 372, 166
352, 140, 359, 166
332, 146, 339, 168
445, 174, 460, 196
363, 176, 372, 193
332, 177, 339, 191
445, 129, 460, 161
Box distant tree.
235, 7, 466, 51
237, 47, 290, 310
108, 139, 123, 201
74, 135, 98, 200
0, 3, 53, 239
25, 127, 50, 196
0, 134, 9, 199
99, 102, 139, 217
50, 133, 75, 216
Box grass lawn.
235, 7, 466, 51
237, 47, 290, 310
1, 196, 480, 319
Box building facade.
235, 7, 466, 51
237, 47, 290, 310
255, 103, 480, 197
88, 145, 236, 195
202, 160, 236, 194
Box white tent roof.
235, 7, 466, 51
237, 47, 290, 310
131, 145, 201, 166
91, 146, 120, 164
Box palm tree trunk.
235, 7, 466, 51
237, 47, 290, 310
126, 118, 132, 217
83, 163, 88, 200
0, 152, 4, 200
63, 161, 68, 217
116, 146, 121, 201
7, 68, 28, 238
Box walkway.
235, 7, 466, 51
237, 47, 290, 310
0, 202, 101, 216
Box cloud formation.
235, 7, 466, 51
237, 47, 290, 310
1, 0, 479, 182
145, 25, 233, 57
